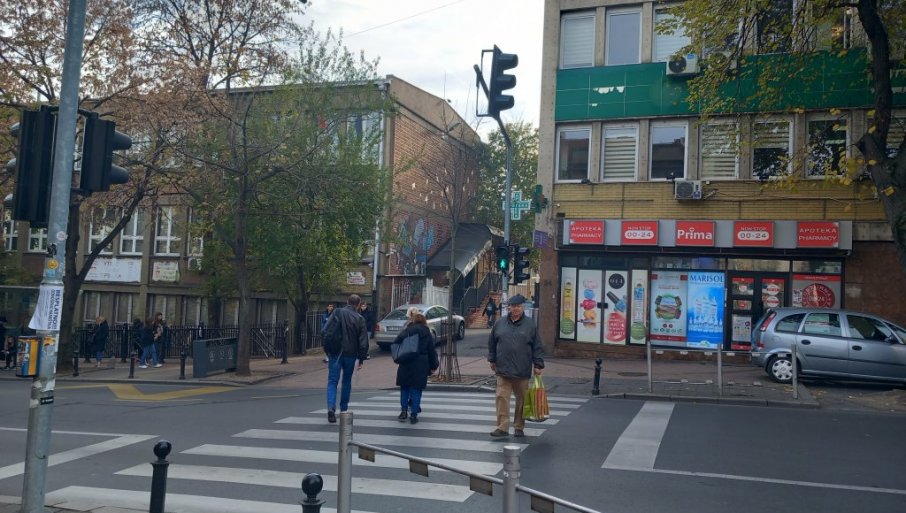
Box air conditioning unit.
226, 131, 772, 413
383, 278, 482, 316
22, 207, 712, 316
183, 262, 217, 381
674, 180, 703, 200
666, 53, 700, 76
707, 50, 738, 71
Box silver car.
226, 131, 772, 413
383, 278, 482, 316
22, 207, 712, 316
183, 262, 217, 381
374, 303, 466, 351
752, 307, 906, 384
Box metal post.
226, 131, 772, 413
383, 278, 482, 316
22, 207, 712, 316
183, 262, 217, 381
591, 358, 602, 395
337, 412, 354, 513
129, 350, 136, 379
500, 123, 513, 301
149, 440, 172, 513
281, 322, 289, 364
717, 348, 723, 397
179, 345, 187, 380
502, 445, 521, 513
299, 473, 325, 513
646, 340, 653, 393
791, 345, 799, 400
72, 347, 79, 377
21, 2, 87, 510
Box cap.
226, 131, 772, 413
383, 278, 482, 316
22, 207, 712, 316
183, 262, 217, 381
507, 294, 526, 306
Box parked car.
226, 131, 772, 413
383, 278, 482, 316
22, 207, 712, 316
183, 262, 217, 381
751, 307, 906, 384
374, 304, 466, 351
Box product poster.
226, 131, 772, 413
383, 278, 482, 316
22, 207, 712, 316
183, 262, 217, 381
686, 272, 725, 349
576, 269, 603, 343
649, 271, 688, 346
603, 271, 628, 344
559, 267, 578, 340
629, 270, 648, 345
731, 277, 754, 296
792, 274, 841, 308
732, 315, 752, 346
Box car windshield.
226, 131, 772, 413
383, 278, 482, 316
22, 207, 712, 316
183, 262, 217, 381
384, 309, 411, 321
884, 321, 906, 342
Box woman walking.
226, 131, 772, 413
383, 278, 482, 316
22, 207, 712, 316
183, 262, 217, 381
139, 318, 161, 368
393, 307, 439, 424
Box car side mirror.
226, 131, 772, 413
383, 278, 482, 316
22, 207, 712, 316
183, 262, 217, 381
885, 335, 899, 344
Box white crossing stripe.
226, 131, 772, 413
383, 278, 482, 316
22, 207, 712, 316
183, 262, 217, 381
0, 433, 157, 481
275, 417, 546, 437
311, 408, 560, 424
340, 401, 573, 416
117, 464, 474, 502
388, 391, 589, 403
182, 444, 503, 475
236, 429, 528, 452
603, 401, 675, 471
367, 396, 581, 409
45, 486, 377, 513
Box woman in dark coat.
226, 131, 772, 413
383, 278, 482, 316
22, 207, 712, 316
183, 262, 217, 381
92, 316, 110, 367
139, 318, 160, 368
393, 309, 439, 424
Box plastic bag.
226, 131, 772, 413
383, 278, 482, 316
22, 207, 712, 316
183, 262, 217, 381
523, 375, 549, 422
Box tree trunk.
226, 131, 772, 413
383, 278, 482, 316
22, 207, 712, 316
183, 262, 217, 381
233, 175, 252, 375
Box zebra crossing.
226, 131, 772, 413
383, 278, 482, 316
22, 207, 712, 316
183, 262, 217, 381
44, 390, 588, 513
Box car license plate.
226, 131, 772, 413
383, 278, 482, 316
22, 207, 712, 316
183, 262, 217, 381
387, 326, 400, 331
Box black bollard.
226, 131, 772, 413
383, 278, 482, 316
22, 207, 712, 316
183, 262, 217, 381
149, 440, 172, 513
592, 358, 603, 396
179, 345, 187, 380
299, 473, 324, 513
281, 330, 289, 365
73, 347, 80, 377
128, 350, 136, 379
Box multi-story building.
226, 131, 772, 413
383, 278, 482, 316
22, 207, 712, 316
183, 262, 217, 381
535, 1, 906, 357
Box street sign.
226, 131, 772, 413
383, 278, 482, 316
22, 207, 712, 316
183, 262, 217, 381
502, 191, 532, 220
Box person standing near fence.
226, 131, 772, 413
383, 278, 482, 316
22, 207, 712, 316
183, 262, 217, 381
393, 309, 438, 424
153, 312, 168, 365
139, 318, 162, 369
320, 294, 368, 423
92, 316, 109, 368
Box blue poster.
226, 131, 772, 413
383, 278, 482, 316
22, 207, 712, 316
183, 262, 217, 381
686, 272, 725, 349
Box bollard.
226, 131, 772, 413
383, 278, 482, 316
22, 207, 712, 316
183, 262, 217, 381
149, 440, 171, 513
281, 331, 289, 364
502, 445, 521, 513
791, 345, 799, 400
299, 473, 325, 513
73, 347, 80, 377
337, 412, 354, 513
129, 350, 136, 379
591, 358, 602, 395
179, 346, 187, 380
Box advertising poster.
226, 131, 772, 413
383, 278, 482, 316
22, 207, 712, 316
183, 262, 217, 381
603, 271, 628, 344
686, 272, 725, 349
762, 278, 785, 309
732, 315, 752, 347
629, 270, 648, 345
559, 267, 578, 340
576, 269, 603, 343
649, 271, 688, 346
792, 274, 841, 308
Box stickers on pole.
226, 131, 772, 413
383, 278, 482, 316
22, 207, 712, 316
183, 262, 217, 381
28, 284, 64, 331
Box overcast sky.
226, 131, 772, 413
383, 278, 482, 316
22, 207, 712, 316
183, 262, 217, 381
305, 0, 543, 137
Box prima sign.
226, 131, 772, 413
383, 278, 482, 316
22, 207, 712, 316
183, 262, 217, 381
675, 221, 715, 246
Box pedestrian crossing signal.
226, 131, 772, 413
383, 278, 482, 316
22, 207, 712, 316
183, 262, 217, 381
495, 245, 510, 273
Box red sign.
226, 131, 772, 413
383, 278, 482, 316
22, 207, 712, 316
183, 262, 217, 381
675, 221, 715, 246
621, 221, 658, 245
733, 221, 774, 247
797, 222, 839, 248
568, 220, 604, 245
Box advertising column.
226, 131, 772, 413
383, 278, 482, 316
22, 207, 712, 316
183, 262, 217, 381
686, 272, 725, 349
649, 272, 688, 347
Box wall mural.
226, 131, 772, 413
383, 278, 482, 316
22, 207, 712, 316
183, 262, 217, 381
391, 213, 440, 276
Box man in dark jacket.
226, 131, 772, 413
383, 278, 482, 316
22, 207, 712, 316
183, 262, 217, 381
487, 294, 544, 438
93, 316, 110, 368
321, 294, 369, 423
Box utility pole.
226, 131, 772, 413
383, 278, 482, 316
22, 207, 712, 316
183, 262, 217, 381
21, 1, 87, 511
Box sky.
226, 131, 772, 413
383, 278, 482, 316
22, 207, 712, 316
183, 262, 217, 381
304, 0, 544, 137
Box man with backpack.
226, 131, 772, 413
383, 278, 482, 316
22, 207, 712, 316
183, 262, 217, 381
320, 294, 369, 423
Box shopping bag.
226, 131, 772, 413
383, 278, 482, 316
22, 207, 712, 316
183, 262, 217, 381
391, 332, 419, 364
523, 375, 549, 422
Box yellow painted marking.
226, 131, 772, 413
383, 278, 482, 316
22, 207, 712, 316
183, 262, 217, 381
57, 383, 235, 401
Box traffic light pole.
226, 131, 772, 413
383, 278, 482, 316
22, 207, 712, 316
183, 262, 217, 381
498, 121, 513, 307
21, 1, 87, 511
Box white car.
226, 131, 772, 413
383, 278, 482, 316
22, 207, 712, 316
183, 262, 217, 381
374, 303, 466, 351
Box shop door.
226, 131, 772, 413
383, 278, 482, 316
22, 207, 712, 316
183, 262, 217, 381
728, 273, 787, 350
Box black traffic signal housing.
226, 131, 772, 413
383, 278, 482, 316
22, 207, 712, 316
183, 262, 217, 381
79, 115, 132, 193
9, 107, 56, 227
513, 246, 531, 285
488, 45, 518, 118
495, 245, 510, 274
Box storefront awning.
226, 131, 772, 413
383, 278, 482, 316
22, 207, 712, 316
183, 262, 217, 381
426, 223, 494, 276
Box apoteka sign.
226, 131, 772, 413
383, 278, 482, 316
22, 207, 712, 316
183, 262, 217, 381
568, 220, 604, 245
797, 221, 839, 248
675, 221, 715, 246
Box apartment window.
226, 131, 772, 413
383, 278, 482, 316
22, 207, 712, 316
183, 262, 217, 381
807, 118, 848, 177
753, 120, 792, 178
653, 9, 691, 62
89, 207, 117, 255
187, 208, 204, 257
757, 0, 793, 54
560, 12, 595, 69
700, 122, 739, 180
28, 228, 47, 253
606, 8, 641, 65
650, 123, 687, 180
812, 8, 857, 51
120, 210, 145, 255
347, 112, 381, 161
155, 206, 183, 256
3, 211, 17, 251
556, 127, 591, 182
601, 126, 638, 181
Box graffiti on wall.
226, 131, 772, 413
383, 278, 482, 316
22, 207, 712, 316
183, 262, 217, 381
390, 213, 443, 276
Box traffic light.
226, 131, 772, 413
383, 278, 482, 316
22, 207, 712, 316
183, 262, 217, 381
488, 45, 518, 118
495, 245, 510, 274
513, 246, 531, 285
79, 115, 132, 193
9, 107, 56, 226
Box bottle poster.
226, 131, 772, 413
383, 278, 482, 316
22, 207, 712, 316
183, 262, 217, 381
650, 271, 688, 346
603, 271, 628, 344
559, 267, 577, 339
629, 270, 648, 345
576, 269, 603, 343
686, 272, 725, 349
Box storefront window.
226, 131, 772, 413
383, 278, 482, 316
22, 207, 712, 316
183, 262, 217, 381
727, 259, 790, 272
653, 256, 725, 270
792, 260, 842, 274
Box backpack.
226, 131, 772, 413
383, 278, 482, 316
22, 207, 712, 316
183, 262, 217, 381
322, 311, 344, 357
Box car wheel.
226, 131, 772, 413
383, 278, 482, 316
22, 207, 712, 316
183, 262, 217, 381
767, 354, 794, 384
456, 322, 465, 340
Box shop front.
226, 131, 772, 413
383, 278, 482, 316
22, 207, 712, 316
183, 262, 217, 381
556, 219, 849, 352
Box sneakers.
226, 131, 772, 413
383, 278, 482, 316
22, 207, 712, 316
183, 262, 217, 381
327, 410, 337, 423
489, 429, 508, 438
409, 416, 418, 424
514, 429, 525, 438
139, 365, 148, 369
398, 411, 408, 421
153, 364, 163, 368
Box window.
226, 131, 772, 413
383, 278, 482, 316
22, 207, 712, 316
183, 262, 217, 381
700, 122, 738, 179
155, 206, 183, 256
28, 228, 47, 253
3, 211, 17, 251
753, 120, 792, 179
347, 112, 382, 161
606, 8, 641, 65
560, 12, 595, 69
812, 7, 857, 51
557, 128, 591, 182
776, 314, 805, 333
120, 210, 144, 255
802, 313, 841, 337
807, 118, 848, 177
187, 208, 204, 257
650, 123, 687, 180
757, 0, 793, 54
89, 207, 117, 255
653, 9, 691, 62
846, 315, 892, 341
601, 126, 638, 181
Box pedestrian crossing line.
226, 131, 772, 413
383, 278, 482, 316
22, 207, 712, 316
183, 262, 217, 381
0, 434, 157, 481
340, 401, 574, 416
367, 396, 581, 409
392, 391, 589, 403
235, 429, 528, 452
275, 417, 546, 437
311, 409, 560, 424
116, 464, 474, 502
45, 486, 378, 513
182, 444, 503, 476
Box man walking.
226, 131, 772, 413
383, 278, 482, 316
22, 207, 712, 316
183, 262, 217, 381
487, 294, 544, 438
321, 294, 369, 423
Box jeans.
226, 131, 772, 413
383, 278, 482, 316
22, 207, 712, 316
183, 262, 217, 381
400, 386, 423, 417
140, 344, 159, 366
326, 355, 358, 412
95, 351, 104, 364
